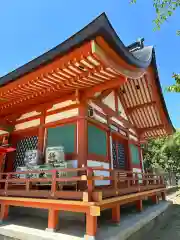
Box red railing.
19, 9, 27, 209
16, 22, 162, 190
0, 167, 165, 202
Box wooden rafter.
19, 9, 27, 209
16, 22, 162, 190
0, 41, 128, 117
83, 77, 126, 100
146, 69, 172, 134
139, 124, 164, 136
127, 101, 156, 114
116, 88, 133, 124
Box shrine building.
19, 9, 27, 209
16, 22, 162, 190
0, 13, 174, 239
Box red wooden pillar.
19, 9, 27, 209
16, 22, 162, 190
151, 195, 159, 204
78, 104, 88, 167
112, 204, 120, 223
46, 209, 59, 232
138, 145, 143, 172
37, 111, 46, 154
107, 117, 112, 169
85, 214, 97, 239
126, 136, 132, 171
0, 204, 9, 222
136, 199, 143, 212
161, 191, 166, 201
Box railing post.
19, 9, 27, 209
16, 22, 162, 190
4, 174, 9, 196
112, 170, 118, 190
51, 170, 57, 198
161, 191, 166, 200
160, 175, 164, 185
83, 167, 94, 202
145, 174, 148, 186
26, 178, 32, 192
86, 167, 94, 202
135, 173, 138, 186
127, 172, 131, 188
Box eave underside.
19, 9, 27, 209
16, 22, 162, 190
118, 73, 172, 139
0, 38, 173, 139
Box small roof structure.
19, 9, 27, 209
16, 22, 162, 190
0, 13, 174, 138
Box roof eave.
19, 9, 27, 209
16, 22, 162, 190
0, 12, 152, 87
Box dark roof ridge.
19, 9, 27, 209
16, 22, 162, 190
0, 12, 152, 87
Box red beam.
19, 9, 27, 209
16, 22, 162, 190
1, 93, 76, 118
96, 89, 112, 101
83, 77, 126, 100
92, 99, 135, 129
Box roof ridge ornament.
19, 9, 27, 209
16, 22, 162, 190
128, 38, 145, 53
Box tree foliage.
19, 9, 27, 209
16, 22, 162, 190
131, 0, 180, 93
143, 131, 180, 176
166, 73, 180, 92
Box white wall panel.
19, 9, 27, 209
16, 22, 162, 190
111, 117, 125, 128
87, 160, 110, 186
117, 97, 128, 120
0, 130, 8, 135
15, 119, 40, 130
47, 100, 77, 112
45, 108, 78, 123
17, 111, 40, 121
103, 91, 115, 111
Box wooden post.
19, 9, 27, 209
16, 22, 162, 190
4, 174, 9, 196
161, 191, 166, 201
38, 111, 46, 154
78, 104, 88, 167
136, 199, 143, 212
135, 173, 139, 186
85, 214, 97, 239
0, 204, 9, 222
160, 175, 164, 185
112, 169, 118, 190
151, 195, 158, 204
126, 137, 133, 171
86, 167, 94, 202
112, 204, 120, 223
26, 179, 32, 192
46, 209, 59, 232
138, 145, 143, 172
51, 170, 57, 198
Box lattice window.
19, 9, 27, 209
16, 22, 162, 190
112, 141, 126, 169
13, 136, 38, 171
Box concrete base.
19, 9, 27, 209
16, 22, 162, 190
84, 235, 96, 240
45, 228, 56, 232
98, 201, 171, 240
0, 201, 171, 240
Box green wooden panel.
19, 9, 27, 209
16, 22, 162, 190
130, 144, 140, 165
88, 124, 107, 156
47, 124, 75, 153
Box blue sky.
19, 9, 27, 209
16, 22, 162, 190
0, 1, 179, 128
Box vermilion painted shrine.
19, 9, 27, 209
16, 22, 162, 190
0, 13, 174, 239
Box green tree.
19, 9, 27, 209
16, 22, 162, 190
143, 131, 180, 183
166, 74, 180, 93
131, 0, 180, 93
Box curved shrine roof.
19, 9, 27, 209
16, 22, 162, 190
0, 13, 174, 137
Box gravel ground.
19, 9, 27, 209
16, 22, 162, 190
145, 204, 180, 240
130, 192, 180, 240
